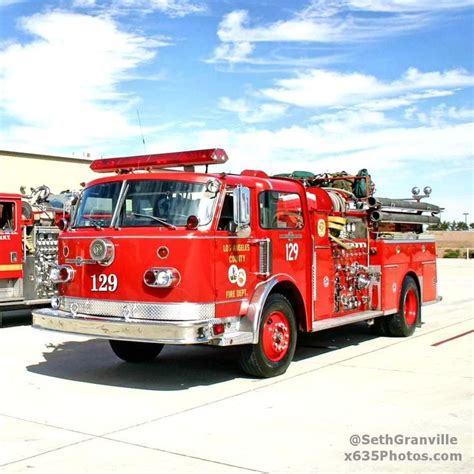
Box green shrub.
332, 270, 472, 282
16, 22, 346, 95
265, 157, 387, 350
443, 249, 460, 258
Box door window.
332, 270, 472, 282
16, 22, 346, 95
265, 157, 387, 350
0, 202, 15, 231
259, 192, 303, 229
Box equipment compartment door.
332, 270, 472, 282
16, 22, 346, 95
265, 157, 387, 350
312, 213, 334, 320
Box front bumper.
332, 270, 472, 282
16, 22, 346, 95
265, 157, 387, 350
32, 308, 253, 346
33, 308, 215, 344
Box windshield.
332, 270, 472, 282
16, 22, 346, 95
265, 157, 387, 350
73, 179, 218, 228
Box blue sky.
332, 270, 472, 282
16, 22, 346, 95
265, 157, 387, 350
0, 0, 473, 221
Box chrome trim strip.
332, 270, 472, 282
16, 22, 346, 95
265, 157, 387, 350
215, 298, 247, 305
383, 308, 397, 315
279, 233, 303, 240
33, 308, 212, 344
65, 258, 96, 266
381, 239, 435, 244
24, 299, 50, 305
60, 296, 215, 321
59, 235, 246, 240
312, 310, 384, 331
384, 264, 399, 269
421, 261, 436, 265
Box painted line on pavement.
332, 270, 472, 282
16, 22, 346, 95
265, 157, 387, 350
431, 329, 473, 347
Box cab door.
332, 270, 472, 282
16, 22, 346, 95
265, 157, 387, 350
0, 198, 23, 280
213, 186, 259, 319
258, 190, 308, 307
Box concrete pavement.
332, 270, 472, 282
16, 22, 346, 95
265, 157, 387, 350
0, 259, 472, 473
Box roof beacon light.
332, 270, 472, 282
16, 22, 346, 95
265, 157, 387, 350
90, 148, 229, 173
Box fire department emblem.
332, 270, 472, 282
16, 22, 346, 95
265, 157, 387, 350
237, 268, 247, 288
228, 265, 247, 287
317, 219, 326, 237
228, 264, 238, 284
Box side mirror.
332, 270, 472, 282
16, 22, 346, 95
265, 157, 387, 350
233, 185, 250, 228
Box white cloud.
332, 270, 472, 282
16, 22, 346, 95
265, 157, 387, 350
145, 112, 473, 175
72, 0, 97, 7
261, 68, 474, 109
211, 1, 473, 63
405, 104, 474, 126
219, 97, 287, 124
89, 0, 206, 17
345, 0, 473, 13
0, 11, 162, 154
212, 41, 254, 64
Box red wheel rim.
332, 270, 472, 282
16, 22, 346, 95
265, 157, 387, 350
404, 289, 418, 326
262, 311, 291, 362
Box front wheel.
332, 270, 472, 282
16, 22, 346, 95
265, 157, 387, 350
109, 340, 164, 363
238, 293, 297, 378
373, 276, 420, 337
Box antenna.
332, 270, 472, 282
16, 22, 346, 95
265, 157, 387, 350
136, 109, 147, 154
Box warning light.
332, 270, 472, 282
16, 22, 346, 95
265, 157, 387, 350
90, 148, 229, 173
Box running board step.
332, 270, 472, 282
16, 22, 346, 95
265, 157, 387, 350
312, 310, 385, 332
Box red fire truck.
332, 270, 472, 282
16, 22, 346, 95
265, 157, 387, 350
32, 149, 441, 377
0, 187, 65, 326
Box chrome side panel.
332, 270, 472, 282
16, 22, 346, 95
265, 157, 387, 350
312, 310, 384, 332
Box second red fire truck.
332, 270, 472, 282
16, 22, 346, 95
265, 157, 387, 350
33, 149, 441, 377
0, 186, 68, 326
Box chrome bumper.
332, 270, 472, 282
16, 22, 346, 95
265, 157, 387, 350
32, 308, 254, 346
32, 308, 214, 344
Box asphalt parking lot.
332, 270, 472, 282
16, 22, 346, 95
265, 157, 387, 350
0, 259, 472, 473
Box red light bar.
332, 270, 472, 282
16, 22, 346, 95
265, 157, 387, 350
90, 148, 228, 173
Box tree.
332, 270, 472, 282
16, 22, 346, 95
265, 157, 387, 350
455, 221, 469, 231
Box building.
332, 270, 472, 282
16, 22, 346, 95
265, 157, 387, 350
0, 150, 96, 195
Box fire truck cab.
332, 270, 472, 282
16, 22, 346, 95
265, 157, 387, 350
33, 149, 441, 377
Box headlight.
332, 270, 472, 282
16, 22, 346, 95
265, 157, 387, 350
143, 268, 180, 288
50, 265, 75, 283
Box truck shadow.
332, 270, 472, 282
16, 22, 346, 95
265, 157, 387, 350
295, 322, 379, 362
27, 322, 378, 391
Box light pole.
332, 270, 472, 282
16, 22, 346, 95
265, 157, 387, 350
462, 213, 469, 227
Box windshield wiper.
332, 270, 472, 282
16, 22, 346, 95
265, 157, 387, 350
82, 215, 103, 230
131, 212, 177, 230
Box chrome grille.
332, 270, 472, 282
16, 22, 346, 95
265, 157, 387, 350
61, 297, 215, 321
258, 239, 272, 276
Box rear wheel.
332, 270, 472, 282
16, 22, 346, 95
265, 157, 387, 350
373, 276, 420, 337
109, 340, 164, 363
238, 294, 297, 378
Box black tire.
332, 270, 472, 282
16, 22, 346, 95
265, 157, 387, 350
109, 340, 164, 363
371, 316, 389, 336
374, 276, 420, 337
238, 293, 297, 378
